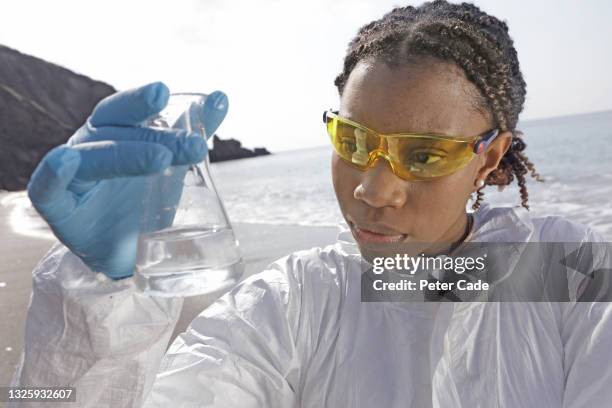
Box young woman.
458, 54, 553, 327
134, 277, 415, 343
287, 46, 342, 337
14, 1, 612, 407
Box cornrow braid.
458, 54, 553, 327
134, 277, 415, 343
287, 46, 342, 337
334, 0, 543, 210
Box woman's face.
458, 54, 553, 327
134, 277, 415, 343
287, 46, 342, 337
332, 58, 511, 260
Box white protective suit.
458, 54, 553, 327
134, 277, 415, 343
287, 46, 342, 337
11, 203, 612, 407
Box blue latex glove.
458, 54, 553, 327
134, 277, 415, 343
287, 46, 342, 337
27, 82, 229, 279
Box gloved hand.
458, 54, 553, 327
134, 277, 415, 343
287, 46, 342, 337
27, 82, 229, 279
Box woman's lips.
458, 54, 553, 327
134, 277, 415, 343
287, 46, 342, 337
352, 224, 407, 244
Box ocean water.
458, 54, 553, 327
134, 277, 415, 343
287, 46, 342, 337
211, 110, 612, 239
2, 110, 611, 241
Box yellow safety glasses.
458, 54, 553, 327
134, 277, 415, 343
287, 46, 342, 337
324, 110, 499, 181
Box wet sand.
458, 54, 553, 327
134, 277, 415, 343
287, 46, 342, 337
0, 203, 339, 386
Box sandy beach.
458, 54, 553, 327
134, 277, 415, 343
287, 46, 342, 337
0, 197, 340, 386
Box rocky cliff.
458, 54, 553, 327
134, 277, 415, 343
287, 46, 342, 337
0, 44, 116, 190
0, 45, 271, 190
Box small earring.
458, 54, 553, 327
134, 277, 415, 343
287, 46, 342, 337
475, 179, 485, 188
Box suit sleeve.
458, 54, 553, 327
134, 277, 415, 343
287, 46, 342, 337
11, 244, 183, 408
14, 245, 311, 407
143, 254, 305, 408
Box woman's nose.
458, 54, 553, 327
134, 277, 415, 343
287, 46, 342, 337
353, 157, 408, 208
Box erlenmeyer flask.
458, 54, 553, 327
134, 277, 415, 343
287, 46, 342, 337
134, 93, 244, 297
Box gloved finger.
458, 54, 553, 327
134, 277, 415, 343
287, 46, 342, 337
27, 145, 80, 223
202, 90, 229, 138
89, 82, 170, 127
77, 126, 207, 165
73, 140, 173, 181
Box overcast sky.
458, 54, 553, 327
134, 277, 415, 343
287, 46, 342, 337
3, 0, 611, 152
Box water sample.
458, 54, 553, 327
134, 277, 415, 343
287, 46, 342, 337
134, 93, 244, 297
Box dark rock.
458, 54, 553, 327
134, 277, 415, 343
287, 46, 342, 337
0, 44, 115, 191
209, 135, 271, 162
0, 45, 272, 189
253, 147, 271, 156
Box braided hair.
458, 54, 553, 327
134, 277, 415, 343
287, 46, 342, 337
334, 0, 543, 210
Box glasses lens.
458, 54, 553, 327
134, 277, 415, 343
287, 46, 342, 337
327, 115, 379, 168
325, 112, 476, 180
387, 135, 474, 179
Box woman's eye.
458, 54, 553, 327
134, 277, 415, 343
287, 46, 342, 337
340, 137, 356, 152
411, 151, 444, 165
